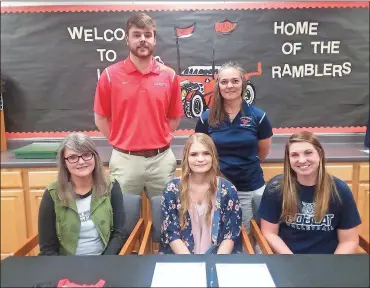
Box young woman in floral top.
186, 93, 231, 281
160, 133, 242, 254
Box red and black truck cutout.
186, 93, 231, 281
178, 63, 261, 118
172, 19, 262, 118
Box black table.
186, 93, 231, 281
1, 254, 369, 287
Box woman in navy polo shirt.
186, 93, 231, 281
195, 61, 273, 232
258, 131, 361, 254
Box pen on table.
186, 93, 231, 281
209, 265, 216, 287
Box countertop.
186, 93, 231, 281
1, 134, 369, 168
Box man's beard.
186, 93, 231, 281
129, 44, 154, 59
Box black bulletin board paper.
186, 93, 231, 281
1, 8, 369, 133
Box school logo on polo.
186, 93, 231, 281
154, 82, 168, 87
240, 116, 252, 127
285, 201, 335, 231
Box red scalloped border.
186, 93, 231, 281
5, 126, 366, 139
1, 2, 369, 13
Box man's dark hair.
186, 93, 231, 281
126, 13, 156, 37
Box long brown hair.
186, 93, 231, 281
208, 61, 247, 126
56, 133, 107, 204
281, 131, 341, 222
179, 133, 220, 230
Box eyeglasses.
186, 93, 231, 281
64, 152, 94, 164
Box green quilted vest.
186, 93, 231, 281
47, 176, 115, 255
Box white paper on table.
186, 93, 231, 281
216, 263, 276, 287
151, 262, 207, 287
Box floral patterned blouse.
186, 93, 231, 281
159, 177, 242, 254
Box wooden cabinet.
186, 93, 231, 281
27, 169, 58, 234
261, 162, 354, 186
28, 170, 58, 189
28, 189, 43, 255
27, 169, 58, 255
325, 164, 353, 182
0, 170, 27, 259
1, 170, 23, 189
357, 184, 369, 242
175, 167, 182, 177
359, 163, 369, 182
325, 163, 355, 199
262, 163, 284, 182
1, 189, 27, 259
358, 163, 369, 243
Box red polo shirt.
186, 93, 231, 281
94, 57, 184, 151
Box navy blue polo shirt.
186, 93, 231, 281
258, 175, 362, 254
195, 101, 273, 191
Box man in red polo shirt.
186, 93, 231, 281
94, 13, 184, 198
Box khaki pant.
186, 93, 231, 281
109, 147, 177, 198
238, 185, 266, 254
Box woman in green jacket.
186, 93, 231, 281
38, 133, 128, 255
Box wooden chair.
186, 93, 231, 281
138, 195, 255, 255
250, 193, 370, 255
138, 195, 160, 255
241, 223, 255, 254
119, 194, 145, 255
13, 194, 145, 256
250, 193, 273, 254
358, 235, 370, 254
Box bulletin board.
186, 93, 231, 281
1, 2, 369, 138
